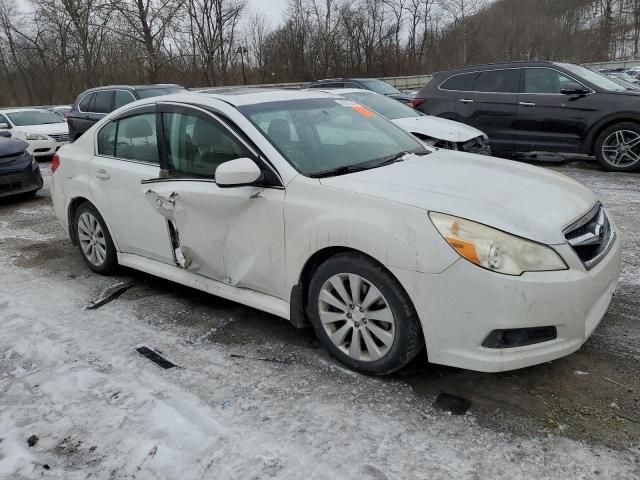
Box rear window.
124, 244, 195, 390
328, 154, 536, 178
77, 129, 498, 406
440, 73, 477, 91
473, 69, 520, 93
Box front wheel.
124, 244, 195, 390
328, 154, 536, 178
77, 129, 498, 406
308, 253, 424, 375
594, 122, 640, 172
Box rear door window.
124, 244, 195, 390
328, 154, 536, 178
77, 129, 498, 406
94, 91, 114, 113
440, 73, 478, 92
114, 113, 159, 163
79, 93, 95, 112
473, 69, 520, 93
114, 90, 135, 109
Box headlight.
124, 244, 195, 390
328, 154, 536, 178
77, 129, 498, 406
429, 212, 567, 275
25, 133, 50, 140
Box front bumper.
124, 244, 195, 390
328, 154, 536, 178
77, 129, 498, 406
26, 139, 68, 157
391, 237, 622, 372
0, 153, 43, 197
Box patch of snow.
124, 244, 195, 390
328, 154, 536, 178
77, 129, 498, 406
0, 261, 638, 478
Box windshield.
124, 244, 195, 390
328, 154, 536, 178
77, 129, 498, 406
136, 86, 186, 99
240, 98, 427, 176
359, 79, 401, 95
558, 64, 627, 92
342, 91, 421, 120
6, 110, 65, 126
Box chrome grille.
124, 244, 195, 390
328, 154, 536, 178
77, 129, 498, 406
49, 133, 69, 143
564, 203, 615, 270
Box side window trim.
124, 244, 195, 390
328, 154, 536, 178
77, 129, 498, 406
155, 101, 283, 186
521, 67, 594, 96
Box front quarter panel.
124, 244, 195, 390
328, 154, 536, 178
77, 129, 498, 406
284, 176, 460, 293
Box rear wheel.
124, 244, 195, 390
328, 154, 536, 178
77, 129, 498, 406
308, 253, 424, 375
74, 202, 117, 274
595, 122, 640, 172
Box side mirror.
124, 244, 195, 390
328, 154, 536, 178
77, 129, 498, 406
0, 122, 9, 129
215, 157, 262, 187
560, 83, 589, 95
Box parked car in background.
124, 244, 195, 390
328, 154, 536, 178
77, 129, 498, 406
51, 89, 620, 375
307, 78, 414, 104
604, 74, 640, 91
330, 88, 490, 154
67, 84, 186, 142
0, 137, 42, 198
605, 71, 640, 85
414, 61, 640, 171
0, 108, 69, 157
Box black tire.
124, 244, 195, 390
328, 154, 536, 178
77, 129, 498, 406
74, 202, 118, 274
307, 252, 424, 375
594, 122, 640, 172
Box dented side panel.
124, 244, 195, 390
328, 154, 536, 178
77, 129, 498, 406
145, 181, 287, 300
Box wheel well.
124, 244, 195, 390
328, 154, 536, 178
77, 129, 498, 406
589, 118, 640, 155
67, 197, 90, 245
290, 246, 418, 329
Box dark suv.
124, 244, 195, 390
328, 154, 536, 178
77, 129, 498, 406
307, 78, 414, 105
413, 61, 640, 172
67, 84, 186, 142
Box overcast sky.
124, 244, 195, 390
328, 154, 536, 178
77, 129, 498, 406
247, 0, 288, 26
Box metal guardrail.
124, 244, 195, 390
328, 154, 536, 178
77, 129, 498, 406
189, 60, 640, 94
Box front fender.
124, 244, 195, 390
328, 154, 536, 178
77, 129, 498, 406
283, 177, 459, 294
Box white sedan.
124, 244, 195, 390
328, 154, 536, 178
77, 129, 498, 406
328, 88, 490, 154
0, 108, 69, 157
50, 89, 621, 374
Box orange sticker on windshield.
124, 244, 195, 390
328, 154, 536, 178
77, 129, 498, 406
352, 105, 375, 117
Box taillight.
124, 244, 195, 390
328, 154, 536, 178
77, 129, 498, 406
51, 153, 60, 174
412, 97, 426, 109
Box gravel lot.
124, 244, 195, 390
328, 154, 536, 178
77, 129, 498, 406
0, 156, 639, 479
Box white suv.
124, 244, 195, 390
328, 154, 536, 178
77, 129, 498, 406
50, 89, 621, 375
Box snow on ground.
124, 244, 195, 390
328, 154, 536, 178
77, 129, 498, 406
1, 256, 639, 479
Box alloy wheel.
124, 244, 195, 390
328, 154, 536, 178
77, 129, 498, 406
318, 273, 396, 362
601, 130, 640, 168
77, 212, 107, 267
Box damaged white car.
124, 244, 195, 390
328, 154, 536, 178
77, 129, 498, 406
51, 89, 621, 375
329, 88, 490, 154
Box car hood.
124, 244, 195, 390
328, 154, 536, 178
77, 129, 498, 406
0, 138, 28, 157
319, 151, 597, 245
12, 123, 68, 135
391, 116, 485, 143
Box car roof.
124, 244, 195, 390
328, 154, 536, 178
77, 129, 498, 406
311, 78, 380, 83
320, 88, 375, 95
195, 87, 343, 106
0, 107, 54, 114
84, 84, 184, 93
433, 60, 561, 75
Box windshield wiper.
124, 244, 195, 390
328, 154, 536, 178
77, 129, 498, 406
309, 151, 417, 178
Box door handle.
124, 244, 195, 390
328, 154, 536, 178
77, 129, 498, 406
95, 169, 110, 180
459, 98, 474, 104
519, 101, 536, 107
